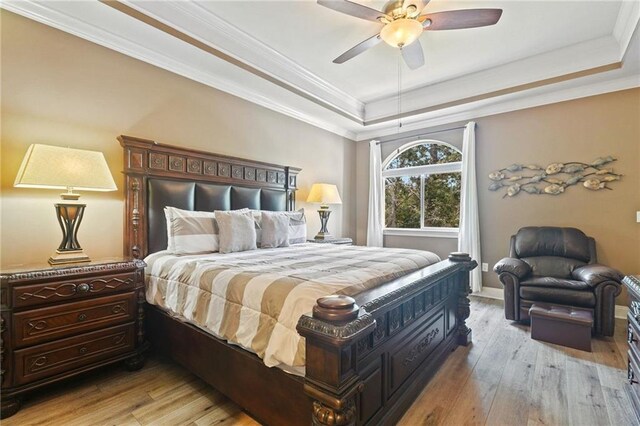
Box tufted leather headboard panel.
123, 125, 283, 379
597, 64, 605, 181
120, 135, 300, 258
147, 179, 287, 254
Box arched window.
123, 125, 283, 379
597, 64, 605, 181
383, 140, 461, 235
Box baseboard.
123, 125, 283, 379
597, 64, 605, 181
473, 287, 629, 320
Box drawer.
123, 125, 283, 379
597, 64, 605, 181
14, 323, 134, 385
13, 292, 136, 348
13, 272, 137, 308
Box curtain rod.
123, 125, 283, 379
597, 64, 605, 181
375, 125, 469, 145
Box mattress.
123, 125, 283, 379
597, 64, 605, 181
145, 243, 440, 373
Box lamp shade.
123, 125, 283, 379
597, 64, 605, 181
306, 183, 342, 205
14, 144, 117, 192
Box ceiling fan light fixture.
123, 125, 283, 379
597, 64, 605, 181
380, 18, 423, 48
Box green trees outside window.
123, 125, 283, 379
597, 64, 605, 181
384, 142, 462, 229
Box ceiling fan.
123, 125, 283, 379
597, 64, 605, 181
318, 0, 503, 69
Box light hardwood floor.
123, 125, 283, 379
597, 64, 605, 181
4, 297, 633, 426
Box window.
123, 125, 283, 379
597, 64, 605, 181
383, 141, 461, 237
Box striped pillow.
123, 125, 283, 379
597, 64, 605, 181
287, 209, 307, 244
251, 209, 306, 245
165, 207, 218, 254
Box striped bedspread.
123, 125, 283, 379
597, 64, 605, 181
145, 244, 440, 371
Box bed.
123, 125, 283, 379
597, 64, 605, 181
120, 135, 477, 426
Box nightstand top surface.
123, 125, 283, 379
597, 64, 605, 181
1, 257, 144, 278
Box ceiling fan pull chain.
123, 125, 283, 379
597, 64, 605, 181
398, 51, 403, 132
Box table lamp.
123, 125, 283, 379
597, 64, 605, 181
14, 144, 117, 265
306, 183, 342, 240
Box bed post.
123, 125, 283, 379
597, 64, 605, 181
448, 252, 475, 346
297, 296, 375, 425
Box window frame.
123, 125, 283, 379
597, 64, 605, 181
382, 139, 461, 238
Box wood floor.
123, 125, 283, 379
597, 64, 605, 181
4, 297, 634, 426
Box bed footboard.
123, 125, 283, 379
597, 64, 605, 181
297, 252, 476, 426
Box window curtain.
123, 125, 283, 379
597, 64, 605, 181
367, 140, 384, 247
458, 122, 482, 292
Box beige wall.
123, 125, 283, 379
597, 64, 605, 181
357, 88, 640, 304
0, 11, 356, 268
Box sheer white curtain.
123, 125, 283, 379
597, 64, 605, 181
458, 122, 482, 292
367, 140, 384, 247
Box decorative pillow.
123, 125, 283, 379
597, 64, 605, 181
216, 210, 257, 254
251, 209, 307, 245
260, 212, 290, 249
286, 209, 307, 244
165, 207, 218, 254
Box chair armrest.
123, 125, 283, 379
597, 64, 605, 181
493, 258, 531, 279
571, 264, 623, 288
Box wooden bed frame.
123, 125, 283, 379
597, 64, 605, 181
120, 135, 477, 425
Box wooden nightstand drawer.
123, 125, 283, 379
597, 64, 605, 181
12, 272, 136, 309
13, 292, 136, 348
13, 323, 135, 385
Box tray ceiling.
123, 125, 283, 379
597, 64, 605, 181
3, 0, 639, 140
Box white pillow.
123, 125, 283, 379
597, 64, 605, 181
260, 212, 290, 249
165, 207, 218, 254
216, 210, 257, 254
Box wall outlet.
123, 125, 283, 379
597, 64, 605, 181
637, 211, 640, 223
481, 263, 489, 272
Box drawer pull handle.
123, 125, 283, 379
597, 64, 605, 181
76, 283, 90, 293
112, 305, 126, 314
79, 346, 88, 355
77, 313, 87, 322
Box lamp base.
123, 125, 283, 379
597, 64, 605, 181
49, 249, 90, 265
50, 202, 90, 265
314, 208, 335, 241
313, 231, 334, 241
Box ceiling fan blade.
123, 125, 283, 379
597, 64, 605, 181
318, 0, 387, 23
333, 33, 382, 64
403, 0, 431, 17
421, 9, 503, 31
402, 39, 425, 70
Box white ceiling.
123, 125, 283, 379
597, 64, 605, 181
3, 0, 639, 140
205, 1, 622, 101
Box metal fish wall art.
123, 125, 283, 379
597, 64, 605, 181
489, 156, 622, 197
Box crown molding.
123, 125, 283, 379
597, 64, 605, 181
363, 35, 624, 123
122, 0, 364, 121
355, 74, 640, 141
614, 0, 640, 57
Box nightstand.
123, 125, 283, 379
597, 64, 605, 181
307, 238, 353, 245
0, 258, 148, 419
624, 275, 640, 422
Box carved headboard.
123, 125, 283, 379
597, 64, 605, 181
119, 135, 300, 259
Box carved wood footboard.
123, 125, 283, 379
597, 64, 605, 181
298, 253, 476, 425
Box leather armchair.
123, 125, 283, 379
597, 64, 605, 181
494, 227, 623, 336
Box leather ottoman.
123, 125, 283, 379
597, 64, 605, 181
529, 304, 593, 352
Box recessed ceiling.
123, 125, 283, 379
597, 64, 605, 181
2, 0, 639, 140
206, 1, 622, 101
